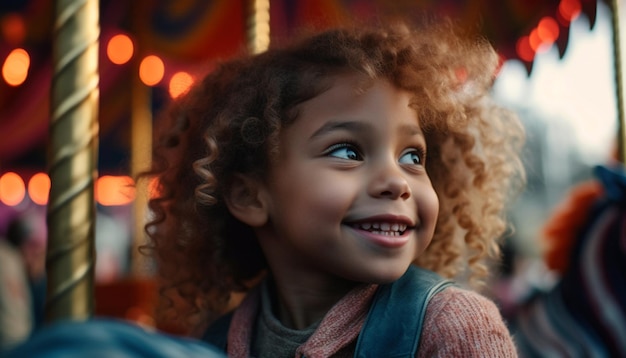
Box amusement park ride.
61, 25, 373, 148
0, 0, 624, 349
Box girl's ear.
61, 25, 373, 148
224, 174, 269, 227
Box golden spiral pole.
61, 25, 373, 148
611, 0, 625, 163
130, 65, 152, 276
128, 2, 152, 277
46, 0, 99, 322
247, 0, 271, 54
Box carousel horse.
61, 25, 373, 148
513, 164, 626, 357
3, 318, 226, 357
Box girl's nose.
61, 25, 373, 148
368, 162, 411, 200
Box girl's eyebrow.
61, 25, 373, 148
309, 121, 424, 140
309, 120, 370, 140
398, 123, 423, 136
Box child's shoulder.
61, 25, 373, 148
419, 286, 517, 357
428, 285, 502, 318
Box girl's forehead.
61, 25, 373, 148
290, 76, 420, 133
280, 71, 431, 142
296, 73, 418, 116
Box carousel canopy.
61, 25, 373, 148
0, 0, 607, 175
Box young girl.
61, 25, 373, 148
144, 17, 525, 357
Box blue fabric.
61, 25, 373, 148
354, 266, 454, 358
594, 164, 626, 204
4, 318, 226, 358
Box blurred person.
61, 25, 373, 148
95, 206, 132, 282
15, 211, 47, 329
0, 215, 34, 351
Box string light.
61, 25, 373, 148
2, 48, 30, 86
1, 13, 26, 45
0, 172, 25, 206
516, 1, 575, 64
559, 0, 582, 23
107, 34, 134, 65
95, 175, 135, 206
28, 172, 50, 205
168, 71, 194, 99
139, 55, 164, 86
0, 173, 137, 207
537, 17, 560, 45
516, 36, 535, 62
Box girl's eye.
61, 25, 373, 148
399, 150, 423, 165
326, 144, 362, 161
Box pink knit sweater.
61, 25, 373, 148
226, 283, 518, 357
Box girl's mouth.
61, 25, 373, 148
350, 222, 408, 236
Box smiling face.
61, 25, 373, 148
254, 74, 439, 286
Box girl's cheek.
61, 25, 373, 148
305, 184, 355, 221
311, 188, 352, 213
420, 189, 440, 234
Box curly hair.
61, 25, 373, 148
142, 18, 525, 332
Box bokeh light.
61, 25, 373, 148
139, 55, 164, 86
559, 0, 582, 23
0, 172, 26, 206
147, 177, 161, 199
537, 17, 560, 45
2, 48, 30, 86
107, 34, 134, 65
168, 71, 194, 99
529, 28, 542, 52
96, 175, 136, 206
516, 36, 535, 62
1, 13, 26, 45
28, 172, 50, 205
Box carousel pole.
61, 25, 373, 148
247, 0, 271, 54
46, 0, 99, 322
610, 0, 625, 163
129, 61, 151, 277
129, 2, 152, 277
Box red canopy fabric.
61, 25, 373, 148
0, 0, 606, 170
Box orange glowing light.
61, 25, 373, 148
96, 175, 136, 206
139, 55, 164, 86
28, 173, 50, 205
1, 13, 26, 45
147, 177, 161, 199
107, 34, 134, 65
168, 71, 194, 99
537, 17, 560, 45
529, 29, 542, 52
0, 172, 25, 206
559, 0, 581, 23
516, 36, 535, 62
2, 48, 30, 86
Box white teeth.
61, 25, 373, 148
370, 230, 400, 236
355, 222, 408, 234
